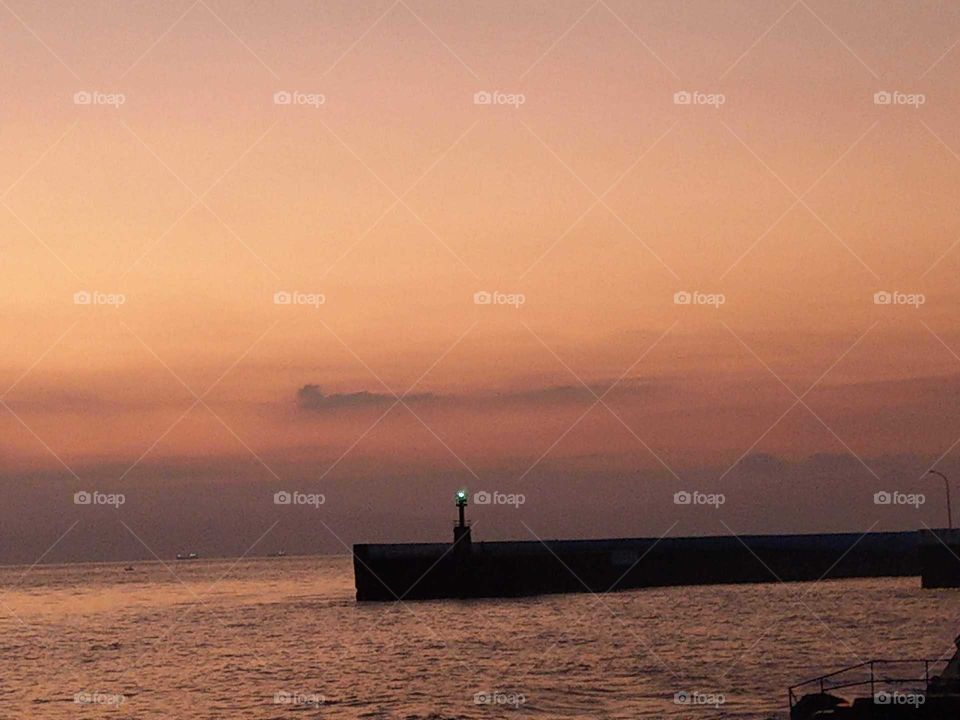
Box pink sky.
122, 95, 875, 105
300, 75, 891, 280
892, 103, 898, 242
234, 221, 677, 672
2, 0, 960, 560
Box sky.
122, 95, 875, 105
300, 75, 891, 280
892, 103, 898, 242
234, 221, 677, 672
2, 0, 960, 562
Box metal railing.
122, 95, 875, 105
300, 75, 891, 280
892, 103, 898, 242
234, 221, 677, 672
788, 659, 942, 708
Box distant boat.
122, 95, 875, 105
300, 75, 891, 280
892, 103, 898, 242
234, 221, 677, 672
267, 550, 286, 558
176, 552, 199, 561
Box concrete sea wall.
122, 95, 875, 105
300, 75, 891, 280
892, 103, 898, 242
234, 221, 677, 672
354, 531, 924, 601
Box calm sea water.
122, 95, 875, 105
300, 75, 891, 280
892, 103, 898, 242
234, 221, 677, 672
3, 556, 958, 719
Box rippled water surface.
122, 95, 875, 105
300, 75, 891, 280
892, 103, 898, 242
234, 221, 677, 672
4, 557, 959, 718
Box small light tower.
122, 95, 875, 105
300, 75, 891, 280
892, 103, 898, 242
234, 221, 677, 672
453, 489, 472, 553
455, 489, 468, 527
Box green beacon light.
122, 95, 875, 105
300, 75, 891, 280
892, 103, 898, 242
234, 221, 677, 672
455, 489, 468, 530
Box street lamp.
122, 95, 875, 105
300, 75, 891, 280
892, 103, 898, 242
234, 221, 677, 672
928, 470, 953, 530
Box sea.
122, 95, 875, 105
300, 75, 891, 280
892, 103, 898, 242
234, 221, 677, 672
3, 556, 958, 718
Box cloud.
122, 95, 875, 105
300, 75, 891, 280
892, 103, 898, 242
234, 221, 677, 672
295, 377, 665, 414
295, 384, 438, 411
486, 378, 665, 406
482, 384, 597, 406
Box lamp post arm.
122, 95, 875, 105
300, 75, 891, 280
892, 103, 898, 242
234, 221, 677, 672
929, 470, 953, 530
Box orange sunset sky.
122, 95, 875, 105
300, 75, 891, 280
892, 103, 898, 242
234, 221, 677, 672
2, 0, 960, 561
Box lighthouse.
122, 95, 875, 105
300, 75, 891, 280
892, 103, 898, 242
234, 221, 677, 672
453, 489, 472, 553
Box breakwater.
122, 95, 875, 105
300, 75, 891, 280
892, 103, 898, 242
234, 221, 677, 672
354, 530, 927, 601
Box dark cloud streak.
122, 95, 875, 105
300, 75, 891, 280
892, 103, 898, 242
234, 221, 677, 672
294, 378, 666, 414
295, 384, 438, 411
